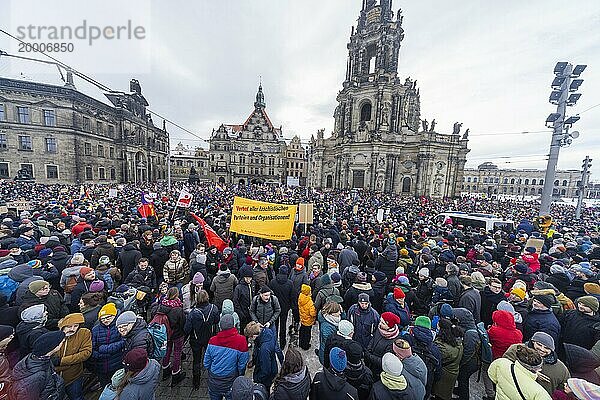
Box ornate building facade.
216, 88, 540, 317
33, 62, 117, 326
0, 76, 169, 183
209, 85, 290, 185
463, 162, 585, 198
308, 0, 469, 196
169, 142, 210, 182
285, 136, 308, 186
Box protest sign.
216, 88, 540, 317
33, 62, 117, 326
229, 196, 296, 240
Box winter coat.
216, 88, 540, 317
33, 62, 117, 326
563, 343, 600, 385
453, 308, 481, 372
91, 243, 116, 269
324, 333, 357, 370
0, 303, 18, 328
220, 299, 240, 329
523, 308, 561, 345
504, 342, 571, 395
204, 327, 249, 392
480, 286, 507, 327
210, 270, 238, 310
91, 320, 125, 376
344, 283, 375, 311
10, 354, 65, 400
318, 312, 339, 365
155, 302, 185, 340
457, 287, 481, 324
365, 328, 397, 376
546, 273, 571, 295
371, 279, 388, 314
446, 275, 462, 302
252, 327, 284, 389
233, 281, 253, 325
0, 353, 10, 400
269, 273, 294, 312
122, 318, 154, 357
488, 358, 552, 400
271, 366, 311, 400
250, 294, 281, 326
407, 325, 442, 397
560, 309, 600, 350
19, 289, 69, 330
162, 258, 188, 284
149, 248, 168, 281
118, 244, 142, 280
70, 277, 94, 310
488, 310, 523, 360
16, 320, 48, 358
253, 266, 271, 292
348, 303, 380, 349
400, 354, 427, 400
383, 294, 410, 328
299, 284, 317, 326
310, 368, 358, 400
432, 339, 463, 400
566, 278, 588, 302
184, 303, 220, 349
290, 269, 309, 310
81, 304, 102, 330
521, 253, 541, 273
369, 380, 412, 400
50, 250, 71, 274
55, 320, 92, 385
118, 359, 161, 400
205, 250, 223, 276
124, 266, 156, 292
345, 361, 374, 400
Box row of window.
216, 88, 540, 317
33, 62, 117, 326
174, 160, 206, 168
462, 185, 574, 196
464, 176, 574, 187
0, 162, 114, 180
287, 161, 304, 169
0, 133, 58, 152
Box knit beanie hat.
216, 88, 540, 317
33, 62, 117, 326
533, 294, 554, 309
338, 320, 354, 337
220, 314, 234, 330
111, 368, 126, 388
356, 272, 367, 283
71, 253, 85, 265
418, 268, 430, 278
435, 277, 448, 288
358, 293, 370, 303
192, 272, 205, 285
510, 287, 526, 301
567, 378, 600, 400
381, 312, 400, 327
28, 280, 49, 294
346, 341, 364, 365
295, 257, 305, 270
531, 331, 555, 351
578, 296, 600, 313
123, 348, 148, 373
329, 347, 347, 372
27, 260, 42, 269
39, 248, 53, 259
382, 352, 403, 376
89, 280, 105, 293
584, 283, 600, 295
98, 303, 118, 318
80, 267, 94, 278
115, 311, 137, 326
392, 338, 412, 360
0, 325, 14, 341
393, 287, 405, 300
331, 272, 342, 287
414, 316, 431, 329
231, 376, 254, 400
32, 331, 65, 356
440, 303, 454, 319
81, 292, 102, 307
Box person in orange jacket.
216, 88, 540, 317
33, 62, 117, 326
298, 284, 316, 350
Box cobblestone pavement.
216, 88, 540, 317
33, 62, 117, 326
86, 311, 487, 399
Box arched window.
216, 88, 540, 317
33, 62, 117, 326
503, 178, 508, 184
326, 175, 333, 188
538, 188, 542, 194
554, 180, 559, 186
466, 185, 470, 190
561, 189, 566, 195
523, 188, 528, 194
402, 177, 411, 193
360, 102, 372, 122
539, 179, 544, 185
494, 178, 499, 183
510, 178, 515, 184
467, 177, 471, 182
524, 179, 529, 185
532, 179, 536, 185
562, 180, 568, 186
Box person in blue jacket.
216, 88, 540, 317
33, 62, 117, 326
91, 303, 125, 386
245, 321, 284, 392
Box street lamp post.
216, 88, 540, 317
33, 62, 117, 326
539, 62, 586, 215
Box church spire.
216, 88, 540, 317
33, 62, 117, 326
254, 79, 265, 109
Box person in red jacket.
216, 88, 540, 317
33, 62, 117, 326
487, 309, 523, 360
521, 247, 541, 274
71, 218, 93, 238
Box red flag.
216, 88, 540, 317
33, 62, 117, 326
191, 213, 227, 252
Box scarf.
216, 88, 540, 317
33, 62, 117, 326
379, 323, 399, 339
162, 297, 183, 308
380, 371, 407, 390
324, 314, 341, 327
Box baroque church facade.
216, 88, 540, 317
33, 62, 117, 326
308, 0, 469, 197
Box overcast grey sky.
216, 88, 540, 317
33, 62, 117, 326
2, 0, 600, 176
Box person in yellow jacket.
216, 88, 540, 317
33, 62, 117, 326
54, 312, 92, 400
298, 284, 316, 350
488, 344, 552, 400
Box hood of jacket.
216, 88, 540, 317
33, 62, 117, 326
275, 272, 289, 284
322, 368, 348, 392
8, 263, 33, 282
222, 299, 235, 315
412, 325, 433, 345
12, 354, 50, 380
214, 270, 232, 282
301, 284, 311, 296
129, 358, 160, 385
492, 309, 516, 329
453, 307, 476, 330
21, 303, 46, 324
564, 343, 600, 372
0, 258, 17, 270
283, 365, 309, 385
483, 286, 506, 303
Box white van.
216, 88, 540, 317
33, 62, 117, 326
435, 212, 515, 232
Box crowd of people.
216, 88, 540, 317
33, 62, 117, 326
0, 180, 599, 400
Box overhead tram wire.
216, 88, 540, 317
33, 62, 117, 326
0, 28, 211, 144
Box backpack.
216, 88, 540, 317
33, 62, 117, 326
412, 342, 440, 394
321, 287, 343, 305
189, 305, 215, 346
64, 275, 78, 294
147, 323, 168, 359
475, 322, 492, 364
0, 275, 18, 302
149, 311, 172, 339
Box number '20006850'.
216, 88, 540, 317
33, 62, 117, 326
18, 42, 74, 52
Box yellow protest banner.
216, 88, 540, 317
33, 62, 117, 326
229, 196, 297, 240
